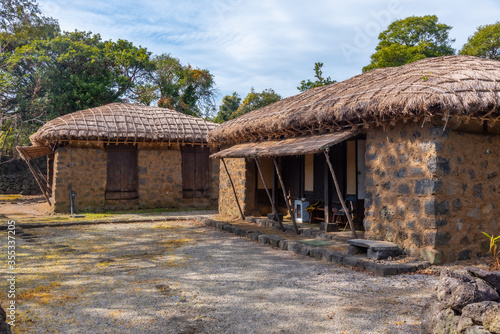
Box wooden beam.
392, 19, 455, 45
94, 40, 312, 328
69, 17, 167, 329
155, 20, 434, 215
221, 158, 245, 221
16, 147, 52, 205
25, 157, 52, 206
324, 150, 358, 239
254, 158, 285, 231
272, 157, 300, 234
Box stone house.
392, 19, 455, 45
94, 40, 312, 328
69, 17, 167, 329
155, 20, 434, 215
208, 56, 500, 264
18, 103, 219, 212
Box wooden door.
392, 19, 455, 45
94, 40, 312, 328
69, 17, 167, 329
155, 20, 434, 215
182, 145, 210, 198
106, 144, 137, 200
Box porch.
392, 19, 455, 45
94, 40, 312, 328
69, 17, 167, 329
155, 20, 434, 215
212, 130, 367, 239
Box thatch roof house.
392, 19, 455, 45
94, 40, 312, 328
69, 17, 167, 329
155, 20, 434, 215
209, 56, 500, 264
18, 103, 219, 212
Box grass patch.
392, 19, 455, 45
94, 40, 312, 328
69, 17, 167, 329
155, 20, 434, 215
18, 282, 62, 305
152, 223, 184, 230
18, 213, 114, 225
100, 206, 214, 215
159, 238, 192, 251
0, 194, 23, 201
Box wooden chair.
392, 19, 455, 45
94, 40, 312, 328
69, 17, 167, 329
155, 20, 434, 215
310, 207, 325, 224
332, 195, 356, 230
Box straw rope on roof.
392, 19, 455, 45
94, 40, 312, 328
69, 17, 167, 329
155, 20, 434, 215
30, 103, 218, 146
209, 56, 500, 145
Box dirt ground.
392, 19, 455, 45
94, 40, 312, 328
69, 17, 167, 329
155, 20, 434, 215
0, 195, 52, 218
0, 219, 440, 334
0, 195, 491, 333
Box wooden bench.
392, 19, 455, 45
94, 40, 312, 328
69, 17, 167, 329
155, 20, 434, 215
347, 239, 401, 260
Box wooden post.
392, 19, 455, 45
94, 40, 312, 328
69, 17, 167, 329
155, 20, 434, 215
323, 160, 331, 224
324, 150, 358, 239
273, 157, 300, 234
221, 158, 245, 221
254, 158, 285, 231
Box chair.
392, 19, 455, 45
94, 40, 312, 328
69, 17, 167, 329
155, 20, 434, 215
307, 201, 325, 224
332, 195, 356, 230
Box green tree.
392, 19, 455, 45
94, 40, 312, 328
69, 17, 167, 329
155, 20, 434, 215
298, 62, 336, 92
2, 30, 153, 158
363, 15, 455, 72
213, 92, 240, 123
0, 0, 60, 159
460, 22, 500, 60
0, 0, 59, 53
144, 54, 216, 118
7, 31, 153, 118
230, 88, 281, 119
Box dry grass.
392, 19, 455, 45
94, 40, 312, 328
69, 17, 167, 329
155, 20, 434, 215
3, 221, 201, 334
0, 194, 23, 202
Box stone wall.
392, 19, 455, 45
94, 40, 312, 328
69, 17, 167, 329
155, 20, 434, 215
137, 143, 183, 209
52, 144, 107, 212
52, 142, 219, 213
363, 121, 500, 264
437, 128, 500, 262
218, 158, 256, 218
0, 157, 46, 195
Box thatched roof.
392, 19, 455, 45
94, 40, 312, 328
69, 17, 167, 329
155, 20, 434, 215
30, 103, 217, 146
209, 56, 500, 145
210, 130, 355, 158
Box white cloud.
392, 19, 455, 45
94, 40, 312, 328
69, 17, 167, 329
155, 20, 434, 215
37, 0, 500, 105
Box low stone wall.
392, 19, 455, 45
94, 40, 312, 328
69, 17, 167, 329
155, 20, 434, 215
0, 157, 46, 195
422, 267, 500, 333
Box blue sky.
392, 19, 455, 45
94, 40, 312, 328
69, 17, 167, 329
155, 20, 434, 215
37, 0, 500, 108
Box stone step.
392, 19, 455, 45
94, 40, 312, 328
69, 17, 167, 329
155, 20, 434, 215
347, 239, 400, 251
347, 239, 401, 260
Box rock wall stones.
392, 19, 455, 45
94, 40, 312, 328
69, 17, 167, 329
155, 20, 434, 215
0, 157, 45, 195
363, 121, 500, 264
421, 267, 500, 334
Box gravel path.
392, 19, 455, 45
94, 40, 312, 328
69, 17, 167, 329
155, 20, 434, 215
3, 220, 438, 333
